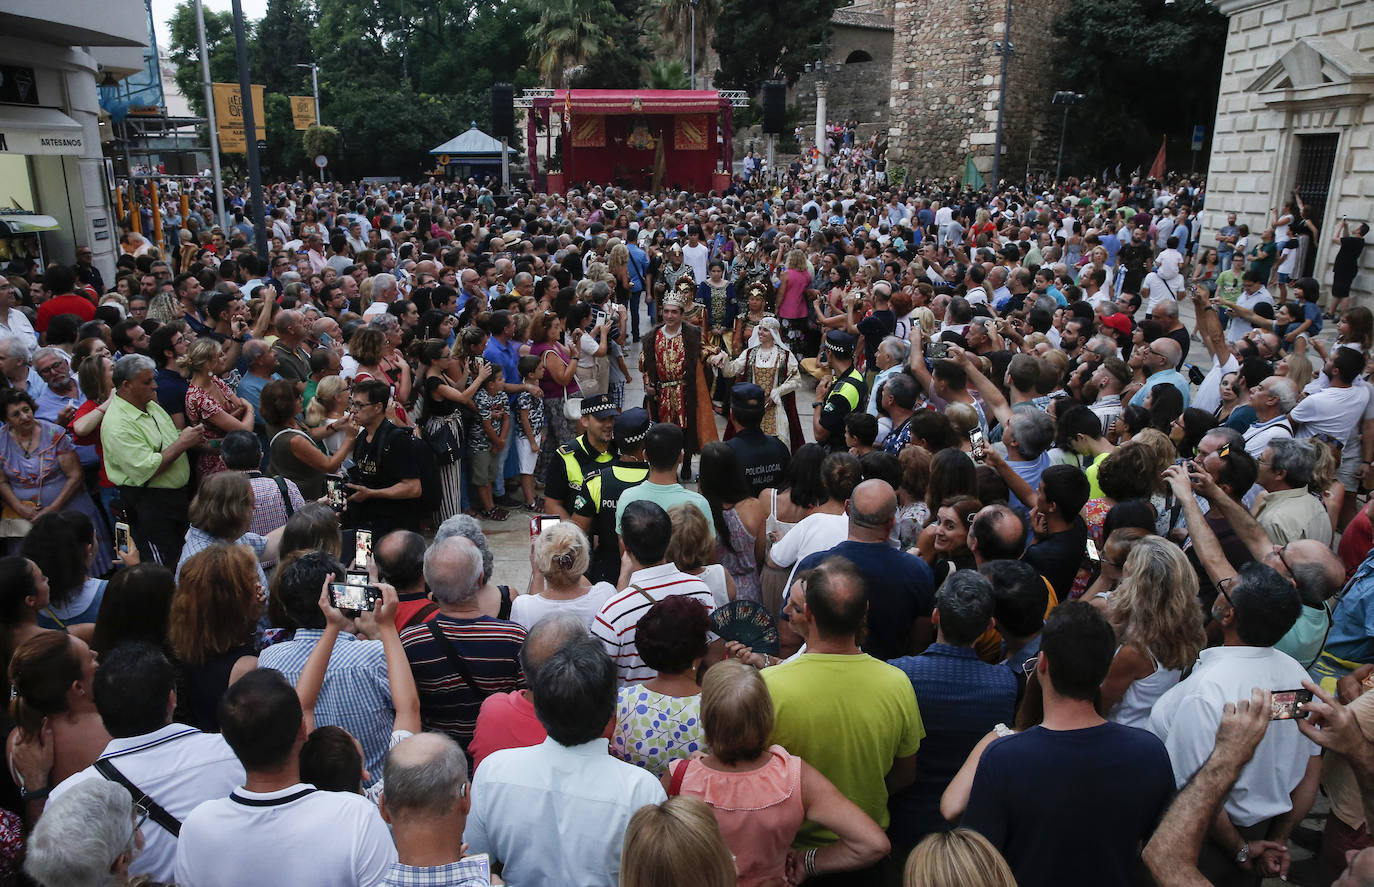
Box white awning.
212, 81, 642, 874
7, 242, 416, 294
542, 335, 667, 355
0, 214, 60, 236
0, 106, 87, 156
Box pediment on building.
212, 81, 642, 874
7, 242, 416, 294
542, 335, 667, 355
1247, 38, 1374, 109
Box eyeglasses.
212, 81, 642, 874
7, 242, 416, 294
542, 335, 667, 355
347, 399, 378, 410
1215, 575, 1238, 607
1020, 655, 1038, 677
1271, 544, 1296, 580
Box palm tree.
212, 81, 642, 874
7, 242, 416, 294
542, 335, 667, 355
526, 0, 614, 88
646, 59, 690, 90
657, 0, 719, 78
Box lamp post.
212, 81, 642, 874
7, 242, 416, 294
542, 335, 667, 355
689, 0, 700, 90
193, 0, 227, 232
296, 63, 321, 125
991, 0, 1013, 189
1051, 90, 1084, 184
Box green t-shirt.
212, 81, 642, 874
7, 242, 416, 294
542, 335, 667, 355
762, 653, 925, 845
1216, 269, 1244, 304
615, 480, 715, 537
1248, 241, 1278, 281
1084, 451, 1111, 500
1274, 603, 1329, 668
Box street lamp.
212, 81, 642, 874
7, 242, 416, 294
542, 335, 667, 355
296, 63, 321, 126
689, 0, 700, 90
991, 0, 1014, 189
1051, 90, 1084, 184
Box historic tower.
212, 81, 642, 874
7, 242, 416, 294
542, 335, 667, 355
885, 0, 1070, 182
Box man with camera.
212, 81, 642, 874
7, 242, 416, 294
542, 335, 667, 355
344, 379, 424, 535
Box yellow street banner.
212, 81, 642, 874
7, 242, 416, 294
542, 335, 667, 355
211, 83, 266, 153
290, 96, 317, 130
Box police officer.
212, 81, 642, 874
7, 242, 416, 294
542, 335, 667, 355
543, 393, 617, 519
724, 383, 791, 495
813, 330, 867, 453
571, 407, 652, 584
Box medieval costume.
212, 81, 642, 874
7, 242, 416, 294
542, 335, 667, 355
716, 316, 805, 452
642, 291, 718, 475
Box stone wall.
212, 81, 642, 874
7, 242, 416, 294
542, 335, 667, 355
886, 0, 1068, 181
1200, 0, 1374, 307
793, 59, 893, 131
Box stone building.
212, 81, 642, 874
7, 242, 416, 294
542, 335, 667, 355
1199, 0, 1373, 306
885, 0, 1070, 181
791, 1, 894, 145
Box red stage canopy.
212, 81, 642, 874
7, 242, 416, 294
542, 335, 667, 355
541, 90, 727, 114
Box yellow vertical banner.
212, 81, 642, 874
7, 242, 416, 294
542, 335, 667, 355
211, 83, 267, 153
290, 96, 317, 130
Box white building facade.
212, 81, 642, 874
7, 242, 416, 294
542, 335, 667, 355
0, 0, 148, 285
1201, 0, 1373, 306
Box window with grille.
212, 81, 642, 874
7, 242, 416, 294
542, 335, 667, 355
1292, 133, 1339, 221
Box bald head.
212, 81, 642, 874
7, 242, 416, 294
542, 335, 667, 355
847, 479, 897, 538
1282, 540, 1346, 609
518, 612, 588, 685
381, 732, 467, 821
1148, 337, 1181, 370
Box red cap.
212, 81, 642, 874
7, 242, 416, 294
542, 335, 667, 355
1099, 314, 1132, 336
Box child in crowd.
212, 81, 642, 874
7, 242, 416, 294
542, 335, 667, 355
468, 363, 509, 521
515, 354, 546, 511
845, 412, 878, 458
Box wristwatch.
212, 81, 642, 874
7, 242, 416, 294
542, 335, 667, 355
1234, 842, 1251, 866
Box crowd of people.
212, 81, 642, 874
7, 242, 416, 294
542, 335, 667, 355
0, 168, 1371, 887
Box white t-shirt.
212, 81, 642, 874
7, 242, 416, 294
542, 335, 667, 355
682, 243, 710, 282
1142, 271, 1180, 312
768, 512, 850, 591
175, 784, 396, 887
1227, 286, 1273, 344
1278, 245, 1298, 276
509, 582, 616, 631
1192, 354, 1239, 416
1290, 384, 1371, 446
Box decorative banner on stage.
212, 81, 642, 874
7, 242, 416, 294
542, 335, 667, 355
675, 115, 709, 151
572, 114, 605, 148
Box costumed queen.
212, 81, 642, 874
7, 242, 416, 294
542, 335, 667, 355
641, 287, 719, 480
710, 315, 804, 452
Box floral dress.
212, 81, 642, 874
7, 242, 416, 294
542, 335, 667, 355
613, 685, 707, 777
185, 375, 239, 477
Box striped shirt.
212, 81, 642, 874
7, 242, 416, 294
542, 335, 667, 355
400, 614, 525, 748
592, 564, 716, 685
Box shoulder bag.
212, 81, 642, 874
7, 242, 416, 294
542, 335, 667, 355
426, 619, 495, 701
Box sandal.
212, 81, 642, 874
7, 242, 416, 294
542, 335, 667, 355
482, 507, 509, 521
523, 499, 542, 512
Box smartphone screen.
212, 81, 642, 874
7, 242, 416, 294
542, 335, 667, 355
925, 341, 949, 360
114, 521, 132, 556
354, 529, 373, 570
530, 514, 561, 539
325, 476, 347, 511
330, 571, 379, 613
1085, 538, 1100, 563
1270, 689, 1313, 720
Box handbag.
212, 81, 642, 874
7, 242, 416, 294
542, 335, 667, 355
563, 382, 582, 421
424, 417, 462, 465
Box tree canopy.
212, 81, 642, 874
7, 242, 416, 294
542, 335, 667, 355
1050, 0, 1227, 175
711, 0, 842, 95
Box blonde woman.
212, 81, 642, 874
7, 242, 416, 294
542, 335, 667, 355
303, 374, 351, 453
904, 829, 1017, 887
180, 338, 254, 477
512, 520, 614, 630
608, 243, 633, 306
1101, 535, 1205, 728
621, 797, 737, 887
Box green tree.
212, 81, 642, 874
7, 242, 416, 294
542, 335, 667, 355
526, 0, 616, 87
646, 59, 690, 90
711, 0, 841, 95
325, 85, 474, 177
254, 0, 316, 95
1050, 0, 1226, 174
166, 1, 239, 117
302, 124, 340, 158
657, 0, 719, 80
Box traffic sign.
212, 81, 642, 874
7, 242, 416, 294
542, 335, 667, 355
314, 154, 328, 169
1191, 125, 1205, 152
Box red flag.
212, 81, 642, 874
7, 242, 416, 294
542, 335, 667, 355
1148, 134, 1167, 180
